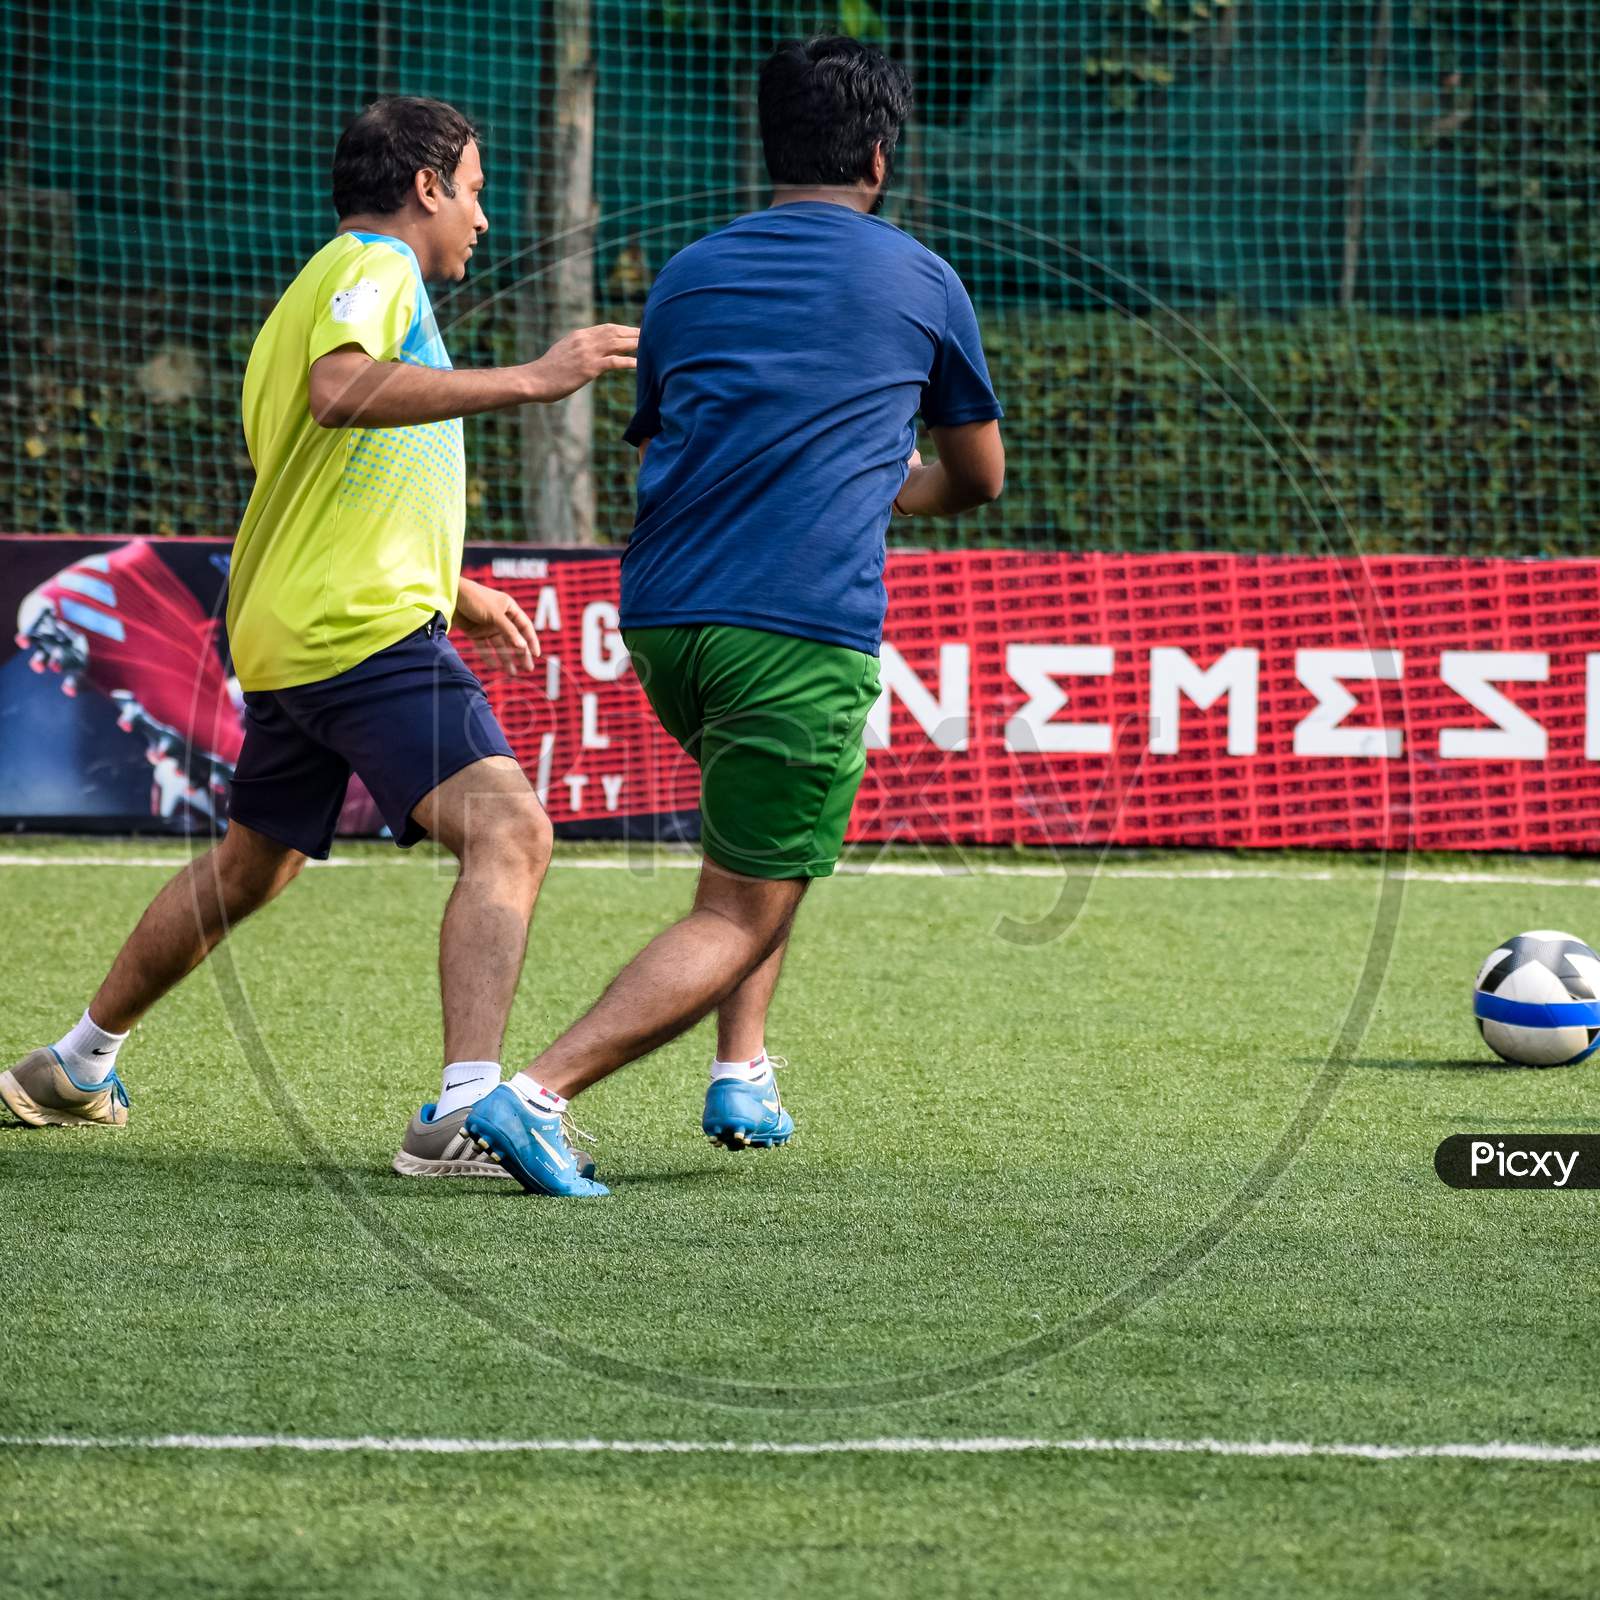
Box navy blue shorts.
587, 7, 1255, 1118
227, 617, 516, 859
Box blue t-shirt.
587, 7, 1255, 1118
619, 201, 1003, 655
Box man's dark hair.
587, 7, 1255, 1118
331, 96, 478, 218
758, 35, 913, 189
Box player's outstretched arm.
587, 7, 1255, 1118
893, 420, 1005, 518
309, 323, 638, 428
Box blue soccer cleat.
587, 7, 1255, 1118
702, 1058, 794, 1151
462, 1084, 610, 1197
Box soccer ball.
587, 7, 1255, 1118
1473, 930, 1600, 1067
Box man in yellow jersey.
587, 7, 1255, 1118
1, 98, 635, 1179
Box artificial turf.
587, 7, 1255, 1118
1, 837, 1597, 1597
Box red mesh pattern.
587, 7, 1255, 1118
460, 554, 700, 826
464, 547, 1600, 853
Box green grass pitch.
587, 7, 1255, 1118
2, 837, 1598, 1597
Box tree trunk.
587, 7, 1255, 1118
521, 0, 596, 544
883, 16, 921, 238
1340, 0, 1393, 309
1208, 0, 1244, 84
365, 0, 392, 98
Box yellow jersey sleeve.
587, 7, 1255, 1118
307, 240, 419, 367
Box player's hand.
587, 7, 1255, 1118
526, 323, 639, 402
454, 577, 540, 676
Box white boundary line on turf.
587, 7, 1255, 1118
1, 1433, 1597, 1463
3, 852, 1600, 890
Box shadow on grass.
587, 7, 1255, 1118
371, 1165, 729, 1200
1307, 1057, 1522, 1074
603, 1167, 729, 1188
0, 1137, 329, 1193
0, 1132, 729, 1199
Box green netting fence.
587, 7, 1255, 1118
4, 0, 1598, 555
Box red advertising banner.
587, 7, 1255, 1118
464, 548, 1600, 854
5, 536, 1597, 853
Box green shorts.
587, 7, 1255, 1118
624, 624, 881, 880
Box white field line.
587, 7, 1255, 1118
2, 852, 1600, 891
1, 1433, 1597, 1464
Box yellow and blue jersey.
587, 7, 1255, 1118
226, 231, 465, 691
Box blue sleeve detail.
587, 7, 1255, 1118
921, 261, 1003, 428
347, 230, 415, 258
400, 264, 450, 370
342, 232, 448, 369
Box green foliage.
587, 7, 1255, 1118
930, 307, 1600, 556
0, 288, 260, 539
6, 290, 1596, 559
1415, 0, 1600, 308
1080, 0, 1233, 113
8, 0, 1599, 551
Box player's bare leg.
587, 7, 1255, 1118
531, 861, 804, 1099
716, 939, 788, 1063
91, 821, 307, 1032
1, 821, 304, 1129
396, 758, 570, 1184
409, 755, 552, 1068
461, 862, 805, 1194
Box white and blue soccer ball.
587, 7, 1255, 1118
1473, 931, 1600, 1067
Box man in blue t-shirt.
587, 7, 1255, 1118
465, 34, 1004, 1194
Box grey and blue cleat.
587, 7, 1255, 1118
0, 1048, 129, 1128
394, 1100, 597, 1182
702, 1061, 794, 1150
462, 1084, 609, 1197
393, 1102, 516, 1179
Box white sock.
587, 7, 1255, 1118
436, 1060, 500, 1120
509, 1072, 567, 1115
711, 1052, 768, 1084
54, 1010, 129, 1085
